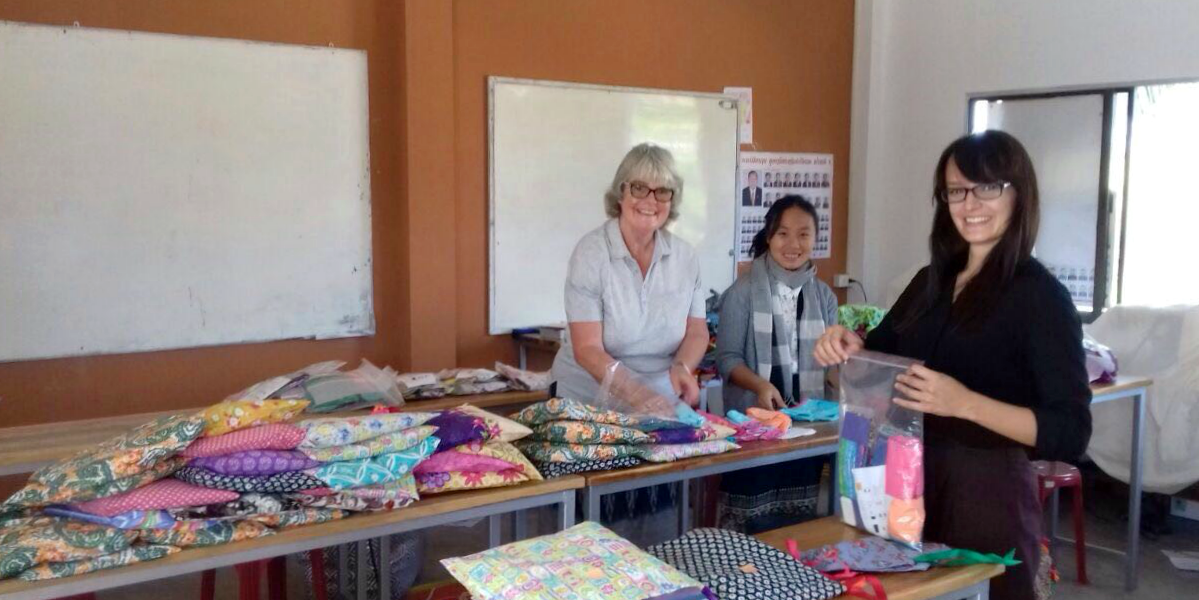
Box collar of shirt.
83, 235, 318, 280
603, 217, 673, 265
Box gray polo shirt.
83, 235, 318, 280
551, 218, 706, 402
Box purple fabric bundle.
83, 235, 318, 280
189, 450, 320, 476
426, 411, 489, 452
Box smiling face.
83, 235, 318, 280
618, 179, 671, 235
767, 206, 816, 270
945, 158, 1014, 254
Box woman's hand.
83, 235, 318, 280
670, 362, 701, 407
813, 325, 864, 366
755, 382, 786, 410
893, 364, 978, 419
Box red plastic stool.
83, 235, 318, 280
200, 550, 327, 600
1033, 460, 1088, 585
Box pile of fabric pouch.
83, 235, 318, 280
395, 362, 549, 400
406, 404, 543, 494
512, 398, 738, 478
0, 398, 351, 582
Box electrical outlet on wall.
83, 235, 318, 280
834, 274, 852, 288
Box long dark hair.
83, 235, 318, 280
751, 195, 819, 258
897, 130, 1040, 331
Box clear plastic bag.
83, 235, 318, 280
224, 360, 346, 402
302, 359, 405, 413
837, 350, 925, 550
593, 362, 703, 427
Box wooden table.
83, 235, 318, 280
582, 422, 840, 534
756, 517, 1003, 600
0, 390, 548, 477
1083, 375, 1152, 591
0, 475, 583, 600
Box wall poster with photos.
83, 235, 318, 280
737, 151, 833, 261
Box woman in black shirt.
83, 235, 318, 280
815, 131, 1091, 600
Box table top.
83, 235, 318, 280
0, 474, 583, 600
0, 390, 548, 476
583, 421, 839, 486
1090, 375, 1153, 396
756, 517, 1005, 600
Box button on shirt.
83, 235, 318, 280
551, 218, 706, 403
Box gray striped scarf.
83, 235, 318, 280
750, 254, 828, 403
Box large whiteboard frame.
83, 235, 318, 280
0, 21, 374, 362
488, 77, 740, 334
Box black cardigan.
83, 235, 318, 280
865, 259, 1092, 461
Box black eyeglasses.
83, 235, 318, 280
626, 181, 675, 203
938, 181, 1011, 204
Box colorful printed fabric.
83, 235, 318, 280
798, 538, 949, 573
201, 399, 310, 436
780, 399, 840, 423
442, 521, 702, 600
43, 506, 178, 530
180, 424, 306, 458
416, 441, 543, 495
72, 479, 239, 518
300, 425, 437, 463
312, 436, 440, 490
164, 493, 298, 521
512, 398, 687, 432
515, 441, 643, 464
289, 476, 419, 512
838, 304, 886, 337
15, 544, 180, 582
650, 424, 736, 445
425, 412, 490, 451
298, 412, 438, 449
242, 508, 345, 529
531, 456, 643, 478
0, 517, 139, 579
191, 449, 321, 476
455, 404, 532, 442
172, 466, 327, 494
339, 477, 423, 500
2, 457, 189, 512
647, 528, 844, 600
639, 440, 740, 463
138, 520, 274, 548
532, 420, 651, 445
413, 450, 518, 475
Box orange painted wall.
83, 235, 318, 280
0, 0, 853, 427
451, 0, 855, 366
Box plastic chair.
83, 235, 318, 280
1032, 460, 1088, 584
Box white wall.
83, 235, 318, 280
849, 0, 1199, 305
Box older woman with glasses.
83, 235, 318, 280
550, 143, 709, 407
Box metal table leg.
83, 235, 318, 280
487, 515, 502, 548
584, 487, 602, 523
378, 536, 390, 600
1126, 389, 1146, 591
560, 489, 576, 529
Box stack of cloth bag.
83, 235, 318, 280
511, 398, 739, 478
0, 398, 350, 582
395, 362, 549, 400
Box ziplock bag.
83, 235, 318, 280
594, 362, 703, 427
302, 360, 405, 412
838, 350, 925, 550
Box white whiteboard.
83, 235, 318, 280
0, 21, 374, 362
489, 77, 738, 334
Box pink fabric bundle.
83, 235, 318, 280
412, 450, 518, 475
180, 424, 305, 458
73, 479, 239, 517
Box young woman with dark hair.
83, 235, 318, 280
715, 195, 839, 533
815, 130, 1091, 600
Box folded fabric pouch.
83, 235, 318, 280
649, 423, 735, 445
173, 466, 327, 494
191, 449, 321, 476
780, 399, 841, 422
425, 412, 490, 451
416, 441, 542, 494
0, 517, 139, 579
288, 475, 420, 512
454, 404, 533, 442
201, 399, 310, 437
312, 436, 440, 490
746, 408, 792, 432
532, 420, 651, 445
512, 398, 688, 432
138, 520, 273, 548
413, 449, 517, 475
70, 479, 239, 518
797, 537, 950, 573
298, 412, 438, 449
300, 425, 438, 463
2, 457, 189, 512
442, 521, 702, 600
639, 440, 740, 463
531, 456, 643, 478
646, 528, 844, 600
14, 543, 179, 582
515, 440, 643, 464
180, 424, 306, 458
43, 506, 178, 530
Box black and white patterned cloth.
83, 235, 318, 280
173, 466, 326, 493
531, 456, 644, 478
647, 528, 844, 600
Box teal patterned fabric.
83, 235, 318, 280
313, 436, 440, 490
